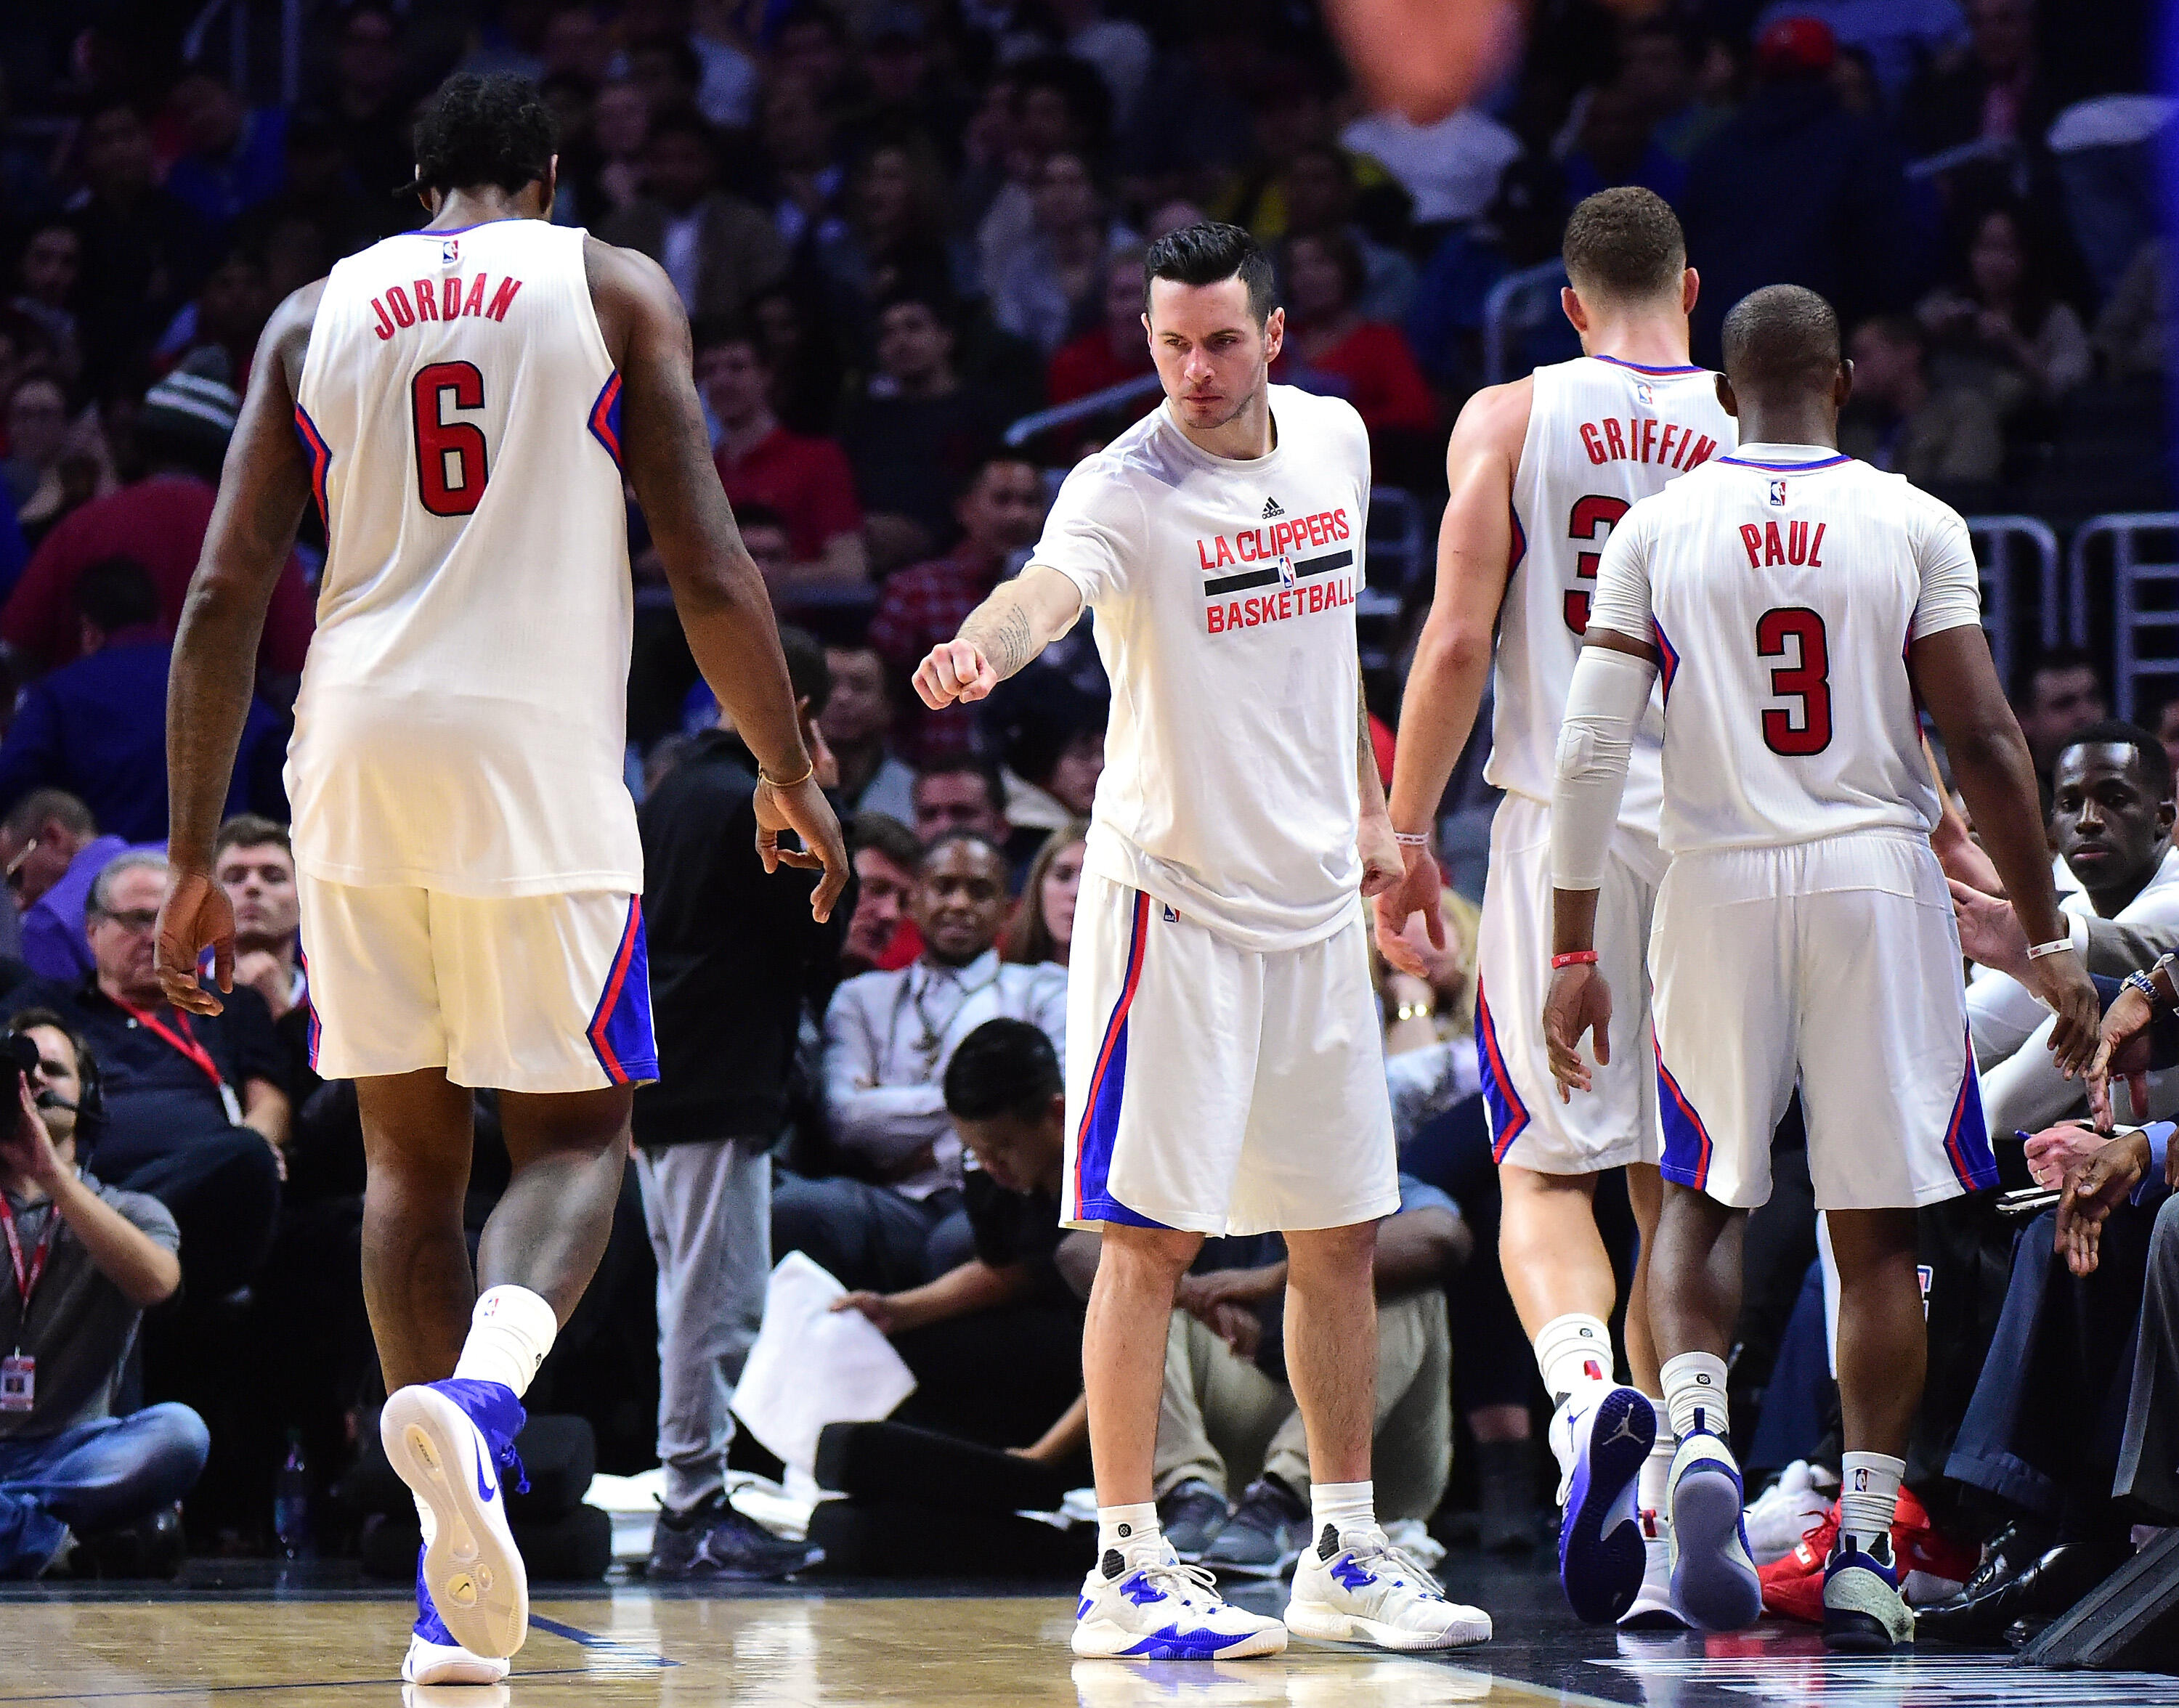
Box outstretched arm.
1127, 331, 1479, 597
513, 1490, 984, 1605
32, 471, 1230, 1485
912, 565, 1084, 708
1377, 379, 1529, 969
158, 283, 320, 1014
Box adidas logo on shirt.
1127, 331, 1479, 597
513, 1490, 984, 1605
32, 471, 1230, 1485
1262, 497, 1283, 518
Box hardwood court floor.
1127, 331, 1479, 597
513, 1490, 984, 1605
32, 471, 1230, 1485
8, 1558, 2179, 1708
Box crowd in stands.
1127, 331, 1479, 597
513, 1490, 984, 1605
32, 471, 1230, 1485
1, 0, 2178, 1651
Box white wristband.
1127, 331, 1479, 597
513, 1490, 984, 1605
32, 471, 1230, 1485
2026, 938, 2077, 960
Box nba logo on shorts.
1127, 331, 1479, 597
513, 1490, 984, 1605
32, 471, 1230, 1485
1636, 380, 1655, 407
1769, 479, 1788, 507
1277, 553, 1296, 590
442, 237, 460, 266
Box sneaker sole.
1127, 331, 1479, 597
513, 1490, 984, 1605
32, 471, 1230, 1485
1559, 1388, 1654, 1624
1284, 1598, 1492, 1650
383, 1386, 528, 1660
402, 1635, 510, 1685
1671, 1463, 1762, 1633
1070, 1616, 1288, 1659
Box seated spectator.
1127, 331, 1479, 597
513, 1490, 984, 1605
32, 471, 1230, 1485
986, 150, 1137, 359
1, 790, 129, 982
1619, 19, 1733, 163
776, 832, 1065, 1291
1758, 0, 1966, 105
598, 108, 789, 325
0, 556, 283, 844
1918, 204, 2091, 417
811, 137, 965, 347
1280, 144, 1416, 324
0, 1008, 206, 1579
2011, 646, 2111, 789
1002, 821, 1086, 967
161, 71, 288, 235
912, 760, 1012, 850
1141, 1176, 1465, 1571
820, 646, 917, 823
66, 853, 285, 1301
1560, 78, 1686, 209
0, 349, 315, 680
2, 374, 70, 516
211, 816, 309, 1097
829, 1018, 1087, 1457
580, 78, 652, 222
1899, 0, 2045, 163
9, 223, 83, 385
698, 325, 864, 582
1273, 229, 1437, 473
867, 455, 1049, 765
840, 294, 1011, 568
1837, 315, 2003, 491
843, 811, 923, 977
985, 674, 1103, 869
1045, 248, 1158, 423
673, 506, 795, 635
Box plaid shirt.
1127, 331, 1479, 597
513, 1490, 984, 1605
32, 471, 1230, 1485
867, 553, 1004, 764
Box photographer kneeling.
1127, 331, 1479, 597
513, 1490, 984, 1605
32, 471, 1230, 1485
0, 1009, 206, 1577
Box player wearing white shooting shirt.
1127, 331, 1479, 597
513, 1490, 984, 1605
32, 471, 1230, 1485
1543, 285, 2099, 1650
914, 225, 1488, 1660
156, 76, 844, 1683
1379, 188, 1732, 1630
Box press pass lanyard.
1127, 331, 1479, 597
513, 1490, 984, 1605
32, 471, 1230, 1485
117, 1000, 244, 1126
0, 1193, 54, 1410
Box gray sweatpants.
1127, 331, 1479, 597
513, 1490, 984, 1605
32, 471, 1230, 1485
2118, 1192, 2179, 1520
634, 1139, 772, 1514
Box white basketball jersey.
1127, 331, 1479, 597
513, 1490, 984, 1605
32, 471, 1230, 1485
290, 219, 640, 898
1490, 356, 1736, 828
1587, 447, 1984, 855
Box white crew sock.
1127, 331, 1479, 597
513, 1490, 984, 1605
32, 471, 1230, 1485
1310, 1480, 1376, 1554
1096, 1502, 1161, 1574
1637, 1398, 1673, 1521
1535, 1312, 1615, 1407
1838, 1452, 1904, 1553
1660, 1351, 1730, 1442
450, 1285, 559, 1399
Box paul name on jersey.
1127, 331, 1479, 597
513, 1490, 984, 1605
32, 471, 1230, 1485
1197, 503, 1357, 635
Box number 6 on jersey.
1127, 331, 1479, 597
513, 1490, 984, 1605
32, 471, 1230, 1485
413, 359, 490, 516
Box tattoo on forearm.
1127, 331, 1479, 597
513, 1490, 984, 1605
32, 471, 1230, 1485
965, 596, 1037, 681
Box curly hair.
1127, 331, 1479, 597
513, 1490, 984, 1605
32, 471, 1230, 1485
410, 73, 557, 198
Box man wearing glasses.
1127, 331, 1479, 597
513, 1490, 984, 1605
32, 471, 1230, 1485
0, 791, 131, 982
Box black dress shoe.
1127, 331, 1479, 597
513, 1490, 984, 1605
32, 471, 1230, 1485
1930, 1519, 2048, 1610
1917, 1540, 2125, 1644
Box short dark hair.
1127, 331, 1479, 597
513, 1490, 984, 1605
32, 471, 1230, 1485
74, 555, 159, 633
1721, 284, 1842, 394
4, 789, 94, 841
913, 758, 1006, 819
875, 288, 955, 332
921, 827, 1005, 870
2056, 719, 2174, 799
944, 1017, 1062, 1121
692, 317, 760, 357
411, 73, 557, 197
851, 810, 924, 872
1144, 221, 1276, 324
2015, 643, 2106, 706
778, 622, 832, 719
9, 1005, 92, 1089
1290, 229, 1366, 309
214, 814, 291, 860
1562, 187, 1687, 303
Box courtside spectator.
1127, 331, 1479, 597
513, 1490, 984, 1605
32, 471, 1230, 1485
1, 351, 315, 680
777, 832, 1064, 1290
843, 812, 923, 977
2011, 648, 2111, 784
698, 326, 864, 581
869, 457, 1049, 763
911, 760, 1011, 848
211, 817, 312, 1105
0, 791, 128, 981
986, 676, 1103, 865
1838, 315, 2004, 491
999, 822, 1085, 967
0, 556, 283, 844
0, 1008, 205, 1579
820, 646, 917, 823
600, 108, 789, 325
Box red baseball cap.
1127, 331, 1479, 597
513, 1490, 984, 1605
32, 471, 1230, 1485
1756, 15, 1838, 77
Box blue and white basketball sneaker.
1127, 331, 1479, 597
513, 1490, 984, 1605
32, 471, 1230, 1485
1822, 1532, 1914, 1652
1286, 1525, 1492, 1651
404, 1545, 511, 1685
1554, 1385, 1655, 1624
383, 1378, 530, 1661
1071, 1543, 1288, 1659
1666, 1427, 1763, 1632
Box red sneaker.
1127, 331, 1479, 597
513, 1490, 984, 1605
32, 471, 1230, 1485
1757, 1487, 1975, 1622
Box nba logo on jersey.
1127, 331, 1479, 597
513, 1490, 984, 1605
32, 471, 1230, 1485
442, 237, 460, 266
1276, 553, 1297, 590
1635, 379, 1655, 407
1769, 479, 1788, 507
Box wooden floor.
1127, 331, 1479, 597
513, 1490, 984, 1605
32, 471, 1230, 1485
9, 1563, 2179, 1707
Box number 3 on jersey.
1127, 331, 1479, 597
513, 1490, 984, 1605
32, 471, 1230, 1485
1564, 495, 1630, 633
412, 361, 489, 516
1756, 606, 1832, 755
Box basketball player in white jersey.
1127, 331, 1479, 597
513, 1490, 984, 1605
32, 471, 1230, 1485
1543, 284, 2099, 1648
915, 224, 1489, 1658
1376, 187, 1732, 1627
154, 77, 846, 1683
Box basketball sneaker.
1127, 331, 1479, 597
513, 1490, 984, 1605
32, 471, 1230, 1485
1617, 1507, 1689, 1630
1742, 1460, 1835, 1566
405, 1545, 511, 1685
1822, 1532, 1914, 1652
382, 1378, 529, 1660
1071, 1543, 1288, 1659
1201, 1476, 1310, 1577
1554, 1386, 1655, 1624
1758, 1484, 1973, 1622
1665, 1429, 1761, 1632
1285, 1524, 1493, 1651
1158, 1481, 1233, 1566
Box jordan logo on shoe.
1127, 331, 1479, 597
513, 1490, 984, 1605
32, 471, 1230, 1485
1262, 497, 1283, 518
1603, 1410, 1644, 1446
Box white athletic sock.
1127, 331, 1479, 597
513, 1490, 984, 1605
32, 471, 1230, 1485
1838, 1452, 1904, 1553
450, 1285, 559, 1399
1310, 1480, 1376, 1554
1096, 1502, 1161, 1574
1535, 1312, 1615, 1407
1637, 1399, 1673, 1520
1660, 1351, 1729, 1442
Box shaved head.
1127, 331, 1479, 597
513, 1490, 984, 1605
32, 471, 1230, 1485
1721, 285, 1841, 396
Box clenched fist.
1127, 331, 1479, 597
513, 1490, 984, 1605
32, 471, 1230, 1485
914, 640, 999, 708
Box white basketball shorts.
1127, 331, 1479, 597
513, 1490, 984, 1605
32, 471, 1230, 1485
298, 874, 657, 1093
1648, 831, 1992, 1212
1474, 791, 1665, 1176
1061, 871, 1400, 1237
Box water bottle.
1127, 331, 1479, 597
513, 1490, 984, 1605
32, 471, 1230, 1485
273, 1430, 313, 1560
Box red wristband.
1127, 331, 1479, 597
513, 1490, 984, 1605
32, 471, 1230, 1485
1551, 951, 1599, 969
